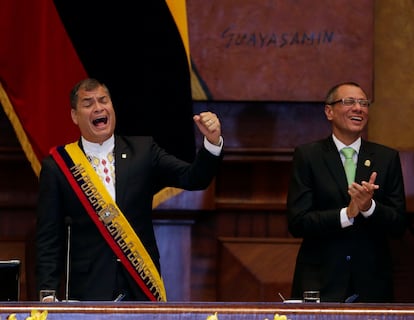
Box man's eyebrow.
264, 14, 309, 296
80, 96, 94, 104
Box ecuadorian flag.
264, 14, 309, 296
0, 0, 193, 206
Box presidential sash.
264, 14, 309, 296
50, 142, 167, 301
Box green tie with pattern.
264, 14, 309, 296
341, 147, 356, 185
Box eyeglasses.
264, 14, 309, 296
328, 97, 371, 108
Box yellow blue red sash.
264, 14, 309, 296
50, 142, 167, 301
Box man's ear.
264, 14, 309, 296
71, 108, 78, 125
324, 104, 333, 120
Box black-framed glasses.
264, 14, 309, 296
328, 97, 371, 108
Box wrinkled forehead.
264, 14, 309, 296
74, 88, 110, 109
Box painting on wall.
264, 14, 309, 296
187, 0, 374, 102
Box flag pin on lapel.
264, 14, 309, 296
122, 153, 127, 159
364, 160, 371, 167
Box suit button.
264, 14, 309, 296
346, 255, 351, 261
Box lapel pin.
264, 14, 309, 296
122, 153, 127, 159
364, 160, 371, 167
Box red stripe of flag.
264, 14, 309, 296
0, 0, 87, 176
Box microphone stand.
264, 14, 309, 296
64, 216, 72, 302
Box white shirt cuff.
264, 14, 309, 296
204, 136, 223, 156
340, 207, 354, 228
361, 199, 375, 218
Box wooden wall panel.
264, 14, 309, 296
2, 92, 414, 304
217, 237, 301, 302
153, 220, 193, 301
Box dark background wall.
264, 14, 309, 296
1, 0, 414, 302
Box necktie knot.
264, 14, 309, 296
341, 147, 355, 159
341, 147, 356, 185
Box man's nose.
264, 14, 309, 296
93, 102, 104, 111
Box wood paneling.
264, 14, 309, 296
2, 98, 414, 303
153, 219, 193, 301
217, 237, 301, 302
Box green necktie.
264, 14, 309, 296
341, 147, 356, 185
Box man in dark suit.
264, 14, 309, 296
35, 78, 223, 301
287, 82, 407, 303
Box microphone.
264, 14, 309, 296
64, 216, 72, 302
345, 293, 359, 303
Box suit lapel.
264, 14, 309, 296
114, 136, 130, 205
322, 137, 349, 198
356, 140, 374, 184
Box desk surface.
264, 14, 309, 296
1, 302, 414, 320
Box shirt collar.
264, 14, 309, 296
82, 135, 115, 156
332, 134, 361, 154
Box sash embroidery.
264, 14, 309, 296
50, 142, 167, 302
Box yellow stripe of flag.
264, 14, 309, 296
165, 0, 190, 69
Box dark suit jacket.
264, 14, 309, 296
287, 136, 407, 303
35, 135, 222, 301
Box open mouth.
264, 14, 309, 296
92, 117, 108, 126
